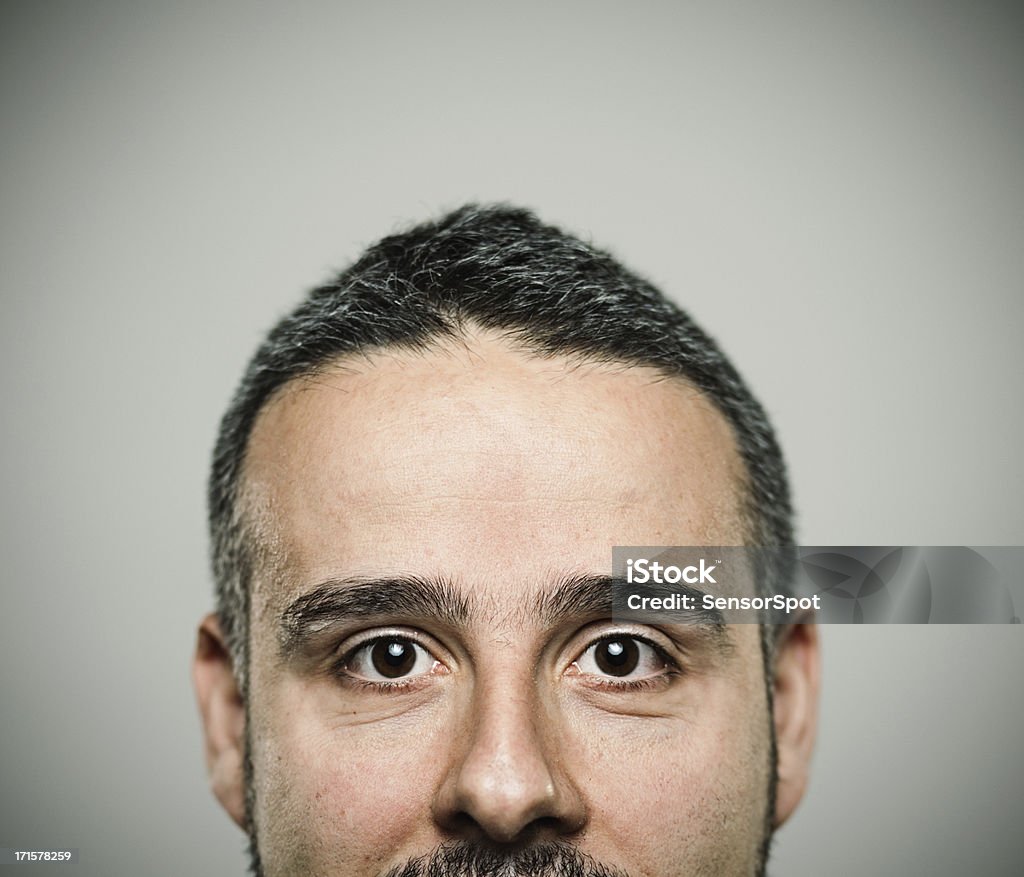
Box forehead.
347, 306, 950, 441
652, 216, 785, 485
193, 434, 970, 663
242, 332, 747, 606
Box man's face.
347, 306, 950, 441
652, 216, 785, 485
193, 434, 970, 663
196, 332, 815, 876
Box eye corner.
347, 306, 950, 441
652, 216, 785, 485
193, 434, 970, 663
336, 632, 447, 688
567, 632, 678, 688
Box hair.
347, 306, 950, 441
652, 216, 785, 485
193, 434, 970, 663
209, 203, 794, 695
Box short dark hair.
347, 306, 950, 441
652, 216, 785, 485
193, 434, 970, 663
209, 204, 794, 691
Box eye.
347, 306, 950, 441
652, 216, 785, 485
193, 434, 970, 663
573, 636, 669, 680
343, 637, 439, 682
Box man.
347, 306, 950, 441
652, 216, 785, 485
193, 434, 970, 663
193, 205, 819, 876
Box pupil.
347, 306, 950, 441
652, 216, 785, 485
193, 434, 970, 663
596, 638, 639, 676
372, 639, 416, 677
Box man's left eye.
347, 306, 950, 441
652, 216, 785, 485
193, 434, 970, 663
572, 636, 667, 680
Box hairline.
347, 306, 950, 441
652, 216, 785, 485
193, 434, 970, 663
209, 204, 794, 699
226, 336, 766, 691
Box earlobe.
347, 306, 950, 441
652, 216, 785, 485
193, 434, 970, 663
192, 613, 248, 829
771, 621, 821, 828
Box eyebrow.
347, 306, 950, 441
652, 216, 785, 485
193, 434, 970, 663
278, 575, 469, 658
278, 572, 728, 660
543, 573, 728, 640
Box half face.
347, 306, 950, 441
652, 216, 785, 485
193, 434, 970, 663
194, 331, 817, 876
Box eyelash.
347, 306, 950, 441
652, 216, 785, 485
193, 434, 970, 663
329, 631, 682, 694
330, 634, 439, 695
342, 675, 425, 695
574, 634, 682, 693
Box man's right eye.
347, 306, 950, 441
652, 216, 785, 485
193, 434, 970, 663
342, 637, 440, 683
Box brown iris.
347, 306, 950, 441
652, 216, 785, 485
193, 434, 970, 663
370, 639, 417, 678
593, 638, 640, 676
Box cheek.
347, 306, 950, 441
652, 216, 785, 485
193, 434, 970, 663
567, 683, 771, 873
251, 695, 449, 874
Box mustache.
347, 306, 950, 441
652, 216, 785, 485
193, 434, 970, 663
380, 841, 631, 877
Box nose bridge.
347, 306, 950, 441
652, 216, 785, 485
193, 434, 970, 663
434, 654, 585, 842
470, 675, 552, 791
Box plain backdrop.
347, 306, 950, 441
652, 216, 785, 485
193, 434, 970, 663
1, 2, 1022, 875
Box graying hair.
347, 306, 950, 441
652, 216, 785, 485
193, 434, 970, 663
208, 204, 794, 694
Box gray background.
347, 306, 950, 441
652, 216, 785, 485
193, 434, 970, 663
1, 2, 1021, 874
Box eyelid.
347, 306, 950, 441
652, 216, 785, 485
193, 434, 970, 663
337, 626, 440, 655
566, 622, 679, 662
566, 626, 682, 685
332, 627, 452, 689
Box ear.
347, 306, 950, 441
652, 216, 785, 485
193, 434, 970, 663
192, 613, 247, 829
771, 621, 820, 827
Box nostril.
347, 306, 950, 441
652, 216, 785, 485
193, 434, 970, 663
441, 809, 483, 839
431, 692, 588, 845
442, 810, 580, 847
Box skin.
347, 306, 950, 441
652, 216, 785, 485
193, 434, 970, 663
194, 330, 819, 876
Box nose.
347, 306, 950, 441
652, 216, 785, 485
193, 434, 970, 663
432, 681, 587, 844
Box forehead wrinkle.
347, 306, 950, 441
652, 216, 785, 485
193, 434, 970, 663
424, 573, 612, 636
462, 583, 538, 638
237, 335, 754, 639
